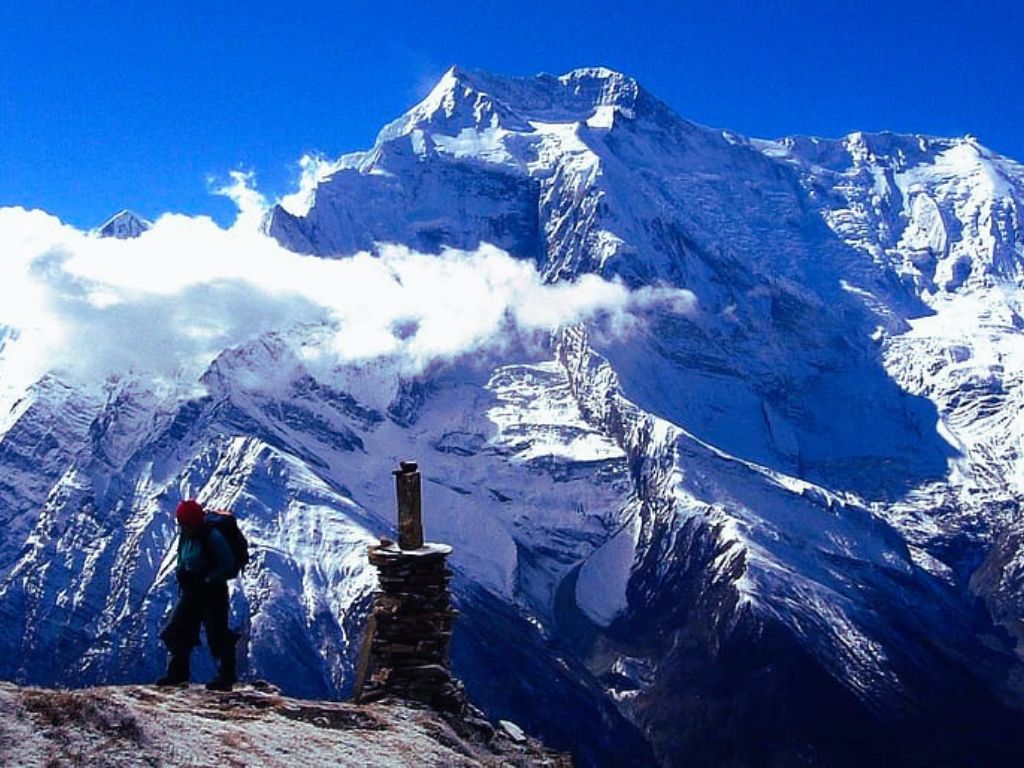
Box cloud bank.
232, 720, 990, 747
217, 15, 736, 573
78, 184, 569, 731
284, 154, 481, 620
0, 196, 696, 411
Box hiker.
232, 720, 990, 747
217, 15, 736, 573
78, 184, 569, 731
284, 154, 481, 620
157, 499, 242, 691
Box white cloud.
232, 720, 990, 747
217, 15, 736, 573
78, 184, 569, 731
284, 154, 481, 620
0, 199, 696, 413
212, 171, 268, 232
278, 154, 345, 217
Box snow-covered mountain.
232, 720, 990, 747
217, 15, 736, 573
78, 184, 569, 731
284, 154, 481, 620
2, 66, 1024, 766
96, 209, 151, 239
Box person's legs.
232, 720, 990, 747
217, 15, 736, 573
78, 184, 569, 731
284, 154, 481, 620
201, 582, 238, 691
157, 590, 202, 685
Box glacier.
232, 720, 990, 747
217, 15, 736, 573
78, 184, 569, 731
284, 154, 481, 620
2, 65, 1024, 766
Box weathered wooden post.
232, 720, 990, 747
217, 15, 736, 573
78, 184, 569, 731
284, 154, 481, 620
353, 462, 464, 712
395, 461, 424, 550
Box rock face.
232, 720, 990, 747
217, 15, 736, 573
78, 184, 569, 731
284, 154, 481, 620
0, 682, 571, 767
2, 66, 1024, 766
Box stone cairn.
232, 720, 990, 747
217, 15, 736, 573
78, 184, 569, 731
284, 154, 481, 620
354, 461, 467, 712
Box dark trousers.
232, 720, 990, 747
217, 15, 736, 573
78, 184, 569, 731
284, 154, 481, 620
160, 581, 238, 659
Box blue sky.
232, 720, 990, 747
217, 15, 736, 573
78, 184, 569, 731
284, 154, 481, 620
1, 1, 1021, 228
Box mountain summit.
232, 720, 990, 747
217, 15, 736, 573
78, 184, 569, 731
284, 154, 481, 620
3, 68, 1024, 767
377, 65, 668, 139
96, 209, 152, 239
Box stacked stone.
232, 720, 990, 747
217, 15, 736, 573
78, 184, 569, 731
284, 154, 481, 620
356, 539, 466, 711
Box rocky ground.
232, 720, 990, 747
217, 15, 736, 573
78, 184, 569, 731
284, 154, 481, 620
0, 682, 571, 767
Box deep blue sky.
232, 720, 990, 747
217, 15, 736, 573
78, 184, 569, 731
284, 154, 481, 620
2, 1, 1021, 228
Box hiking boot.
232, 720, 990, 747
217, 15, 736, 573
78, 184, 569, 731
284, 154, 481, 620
205, 675, 234, 692
156, 653, 190, 686
205, 649, 237, 692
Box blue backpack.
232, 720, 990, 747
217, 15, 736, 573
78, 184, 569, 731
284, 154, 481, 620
204, 510, 250, 578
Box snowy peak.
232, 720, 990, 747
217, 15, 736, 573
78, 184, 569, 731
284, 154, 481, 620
266, 65, 706, 263
379, 65, 669, 141
96, 209, 151, 239
269, 64, 1023, 303
376, 65, 526, 141
554, 66, 648, 112
758, 128, 1024, 293
761, 130, 1007, 177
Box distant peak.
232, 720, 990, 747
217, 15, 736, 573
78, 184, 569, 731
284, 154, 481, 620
96, 209, 151, 239
437, 64, 638, 94
442, 63, 468, 81
435, 64, 465, 90
415, 65, 480, 109
424, 65, 500, 105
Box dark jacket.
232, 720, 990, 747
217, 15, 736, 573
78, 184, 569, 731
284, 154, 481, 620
177, 524, 235, 585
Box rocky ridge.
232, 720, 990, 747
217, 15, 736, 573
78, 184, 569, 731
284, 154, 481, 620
0, 682, 569, 767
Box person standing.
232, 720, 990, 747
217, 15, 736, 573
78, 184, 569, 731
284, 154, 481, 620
156, 499, 240, 691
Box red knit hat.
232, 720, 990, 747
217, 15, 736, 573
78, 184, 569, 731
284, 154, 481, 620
176, 499, 205, 527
